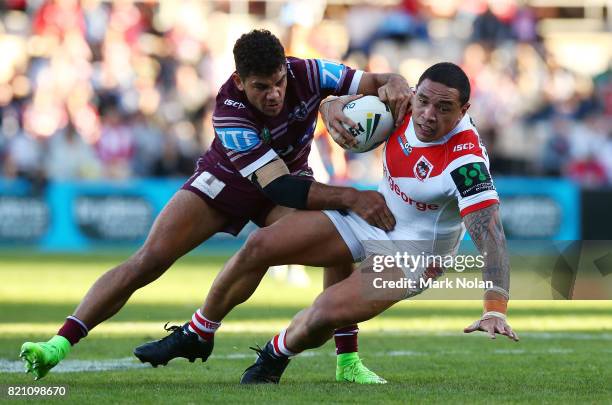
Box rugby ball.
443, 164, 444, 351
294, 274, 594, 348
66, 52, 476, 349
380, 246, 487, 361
339, 96, 394, 153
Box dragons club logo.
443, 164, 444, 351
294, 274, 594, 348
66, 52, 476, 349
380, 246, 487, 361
414, 155, 433, 181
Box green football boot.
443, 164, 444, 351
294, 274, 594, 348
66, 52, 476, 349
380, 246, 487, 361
336, 352, 387, 384
20, 335, 71, 380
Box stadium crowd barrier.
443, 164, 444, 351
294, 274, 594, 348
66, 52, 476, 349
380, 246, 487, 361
0, 177, 579, 252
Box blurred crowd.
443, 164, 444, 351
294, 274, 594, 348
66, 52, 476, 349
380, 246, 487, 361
0, 0, 610, 189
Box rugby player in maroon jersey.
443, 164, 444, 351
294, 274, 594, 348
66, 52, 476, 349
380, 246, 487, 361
20, 29, 412, 384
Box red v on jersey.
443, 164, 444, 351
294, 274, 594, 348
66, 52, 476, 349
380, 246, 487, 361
386, 116, 486, 179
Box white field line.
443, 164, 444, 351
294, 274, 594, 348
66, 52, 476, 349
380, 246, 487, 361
1, 358, 149, 373
2, 318, 611, 336
384, 330, 612, 340
0, 346, 582, 374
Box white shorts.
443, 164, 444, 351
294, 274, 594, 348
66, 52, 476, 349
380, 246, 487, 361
324, 209, 460, 298
324, 209, 386, 262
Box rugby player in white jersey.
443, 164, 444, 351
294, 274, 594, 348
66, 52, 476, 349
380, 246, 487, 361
181, 62, 518, 384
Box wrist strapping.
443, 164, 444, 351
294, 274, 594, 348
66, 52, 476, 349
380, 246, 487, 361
486, 286, 509, 299
482, 311, 507, 320
484, 288, 508, 315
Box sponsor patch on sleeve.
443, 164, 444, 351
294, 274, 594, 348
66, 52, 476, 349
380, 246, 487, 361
215, 127, 261, 152
450, 162, 495, 198
315, 59, 345, 90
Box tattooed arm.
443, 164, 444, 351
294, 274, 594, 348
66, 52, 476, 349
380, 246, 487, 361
462, 203, 519, 341
463, 203, 510, 292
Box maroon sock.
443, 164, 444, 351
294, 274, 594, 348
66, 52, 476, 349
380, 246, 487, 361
334, 324, 359, 354
57, 316, 89, 346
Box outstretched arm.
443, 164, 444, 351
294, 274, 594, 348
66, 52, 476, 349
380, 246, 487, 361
462, 203, 519, 341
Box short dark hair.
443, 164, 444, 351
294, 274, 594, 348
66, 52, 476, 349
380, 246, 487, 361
233, 29, 286, 78
417, 62, 471, 105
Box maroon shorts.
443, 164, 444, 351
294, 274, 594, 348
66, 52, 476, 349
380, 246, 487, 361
182, 151, 313, 236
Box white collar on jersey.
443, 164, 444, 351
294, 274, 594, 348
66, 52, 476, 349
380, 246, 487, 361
406, 113, 475, 147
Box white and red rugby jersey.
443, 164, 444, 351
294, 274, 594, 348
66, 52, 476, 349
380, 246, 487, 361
381, 113, 499, 243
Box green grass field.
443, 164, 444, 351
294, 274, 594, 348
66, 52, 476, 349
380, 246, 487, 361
1, 254, 611, 404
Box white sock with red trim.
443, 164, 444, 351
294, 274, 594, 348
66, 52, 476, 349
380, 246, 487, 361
186, 309, 220, 342
270, 329, 298, 358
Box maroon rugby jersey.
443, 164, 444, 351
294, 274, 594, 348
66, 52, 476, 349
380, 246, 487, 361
206, 57, 363, 177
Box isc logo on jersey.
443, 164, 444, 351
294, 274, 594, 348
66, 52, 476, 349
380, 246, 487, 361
224, 99, 246, 109
453, 143, 474, 152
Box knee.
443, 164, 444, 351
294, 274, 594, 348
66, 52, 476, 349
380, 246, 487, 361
240, 228, 276, 266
